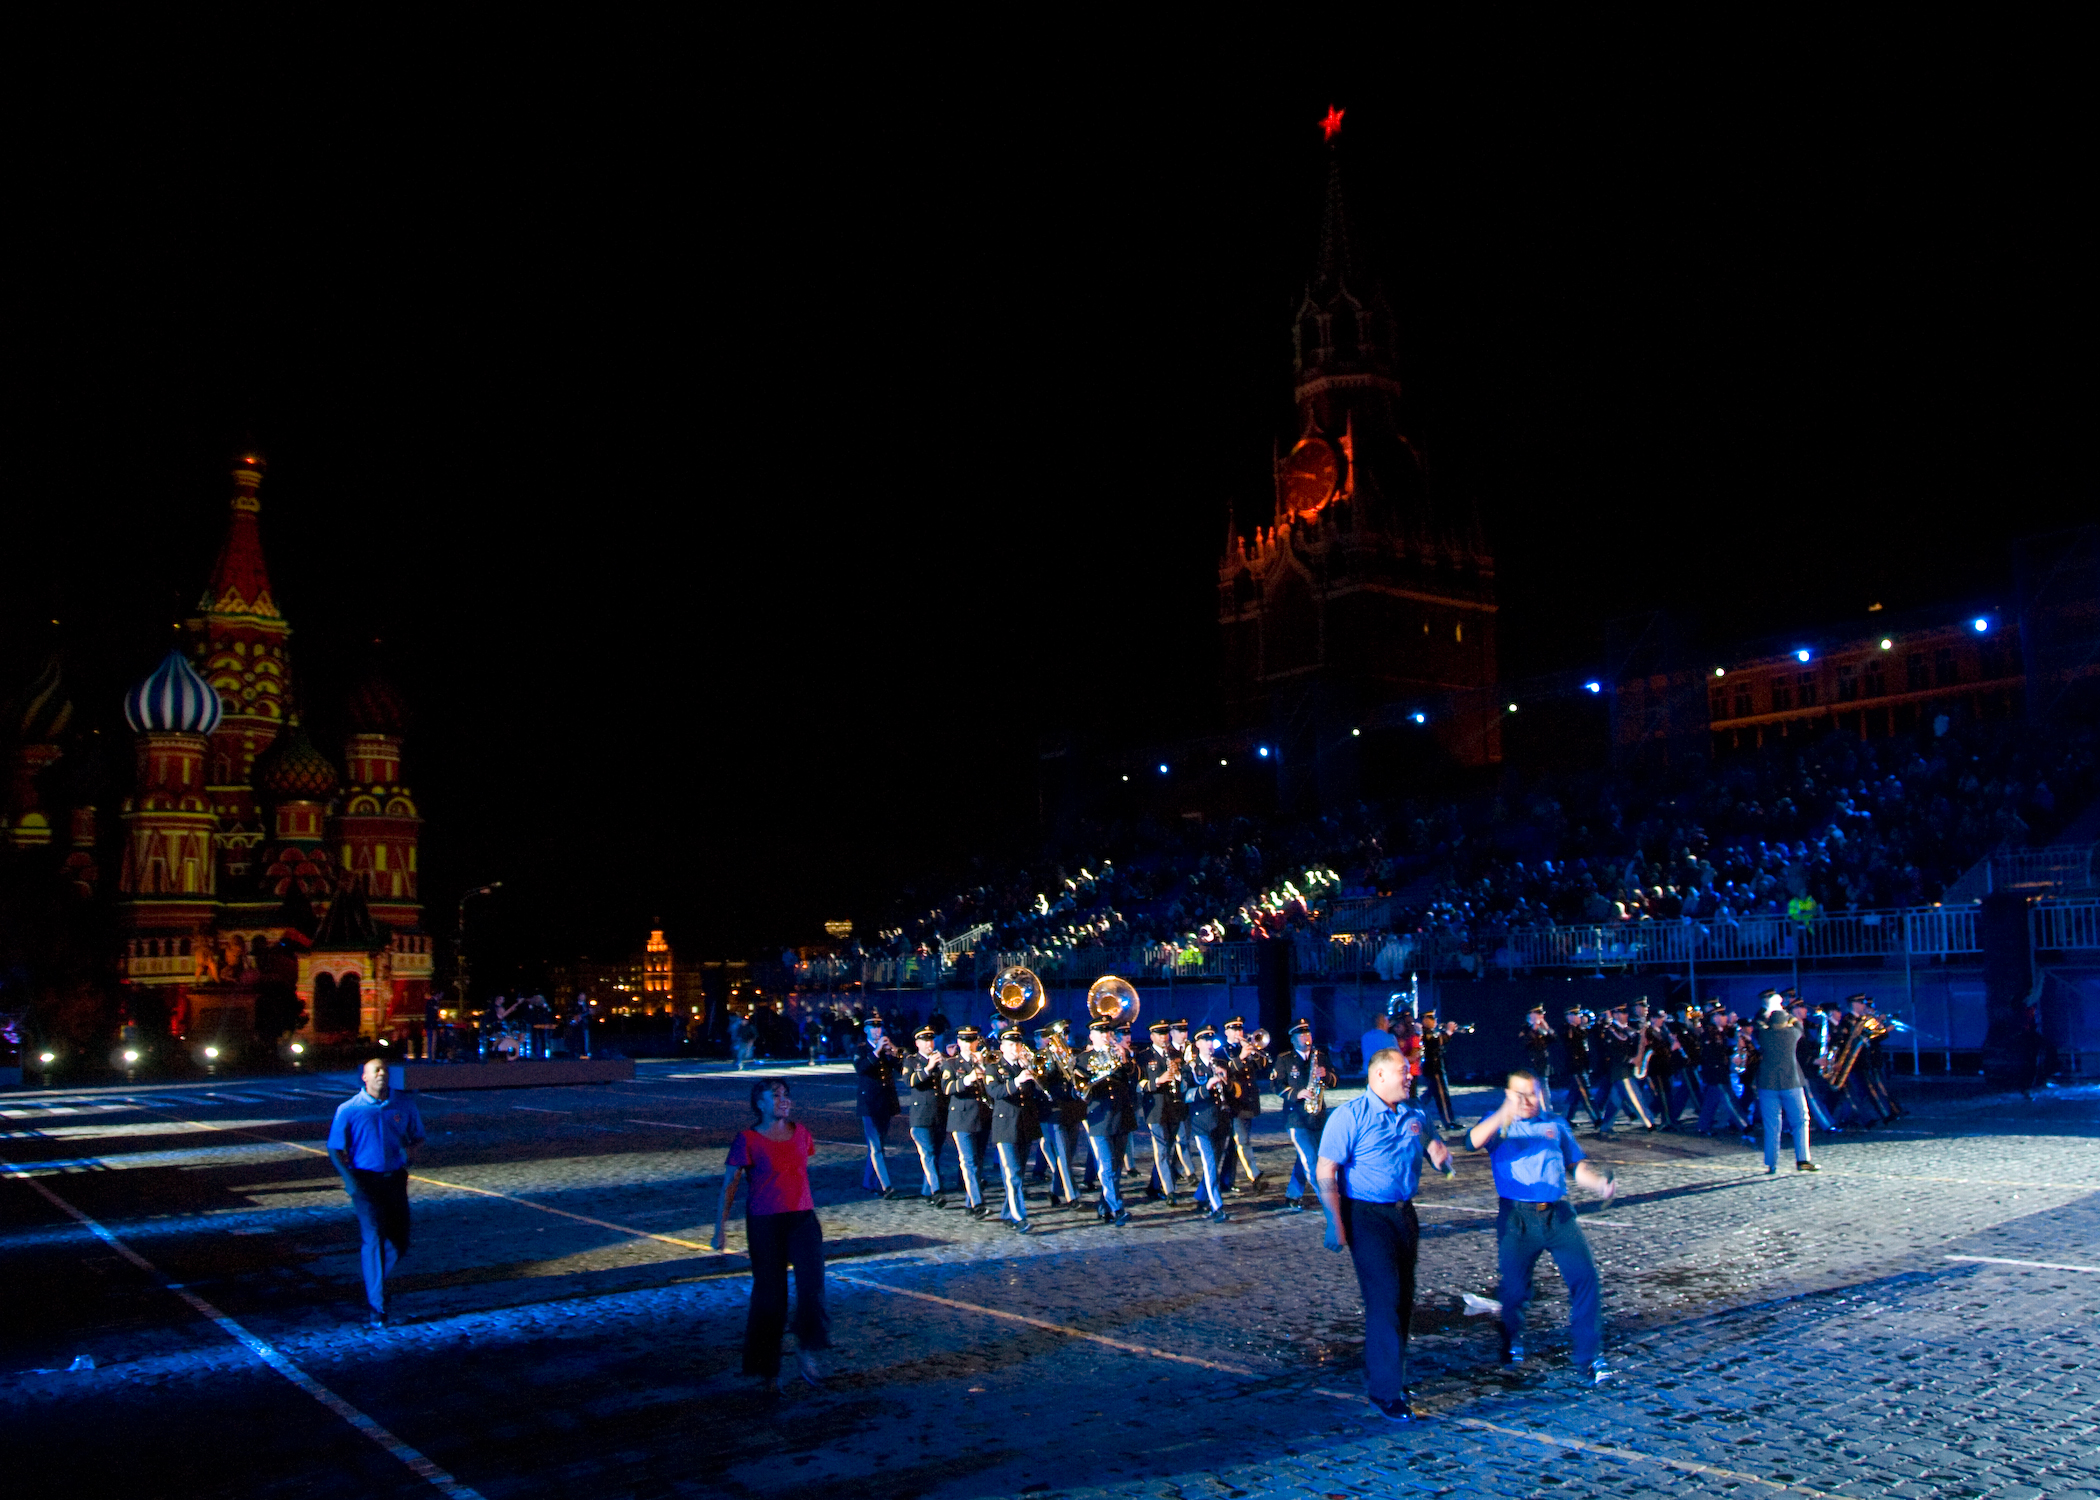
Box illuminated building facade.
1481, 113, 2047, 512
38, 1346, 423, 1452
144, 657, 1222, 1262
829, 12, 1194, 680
1219, 114, 1499, 782
61, 457, 432, 1043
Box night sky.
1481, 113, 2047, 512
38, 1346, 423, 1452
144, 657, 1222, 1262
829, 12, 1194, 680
3, 37, 2088, 970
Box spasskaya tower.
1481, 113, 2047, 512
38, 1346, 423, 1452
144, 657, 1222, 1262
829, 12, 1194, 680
1218, 107, 1499, 788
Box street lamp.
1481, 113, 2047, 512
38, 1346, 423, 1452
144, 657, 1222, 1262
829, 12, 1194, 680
454, 882, 503, 1060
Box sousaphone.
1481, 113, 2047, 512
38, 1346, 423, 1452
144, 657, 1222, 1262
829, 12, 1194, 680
1086, 974, 1140, 1028
991, 964, 1047, 1024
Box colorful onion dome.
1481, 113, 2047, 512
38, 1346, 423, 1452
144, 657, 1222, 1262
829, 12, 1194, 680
346, 668, 409, 735
123, 650, 223, 735
254, 719, 340, 801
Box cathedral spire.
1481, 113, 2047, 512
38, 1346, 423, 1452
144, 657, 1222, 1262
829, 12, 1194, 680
199, 452, 281, 623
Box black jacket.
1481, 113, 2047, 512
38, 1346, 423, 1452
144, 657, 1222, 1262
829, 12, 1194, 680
1270, 1046, 1332, 1130
1139, 1047, 1186, 1126
1077, 1048, 1133, 1133
853, 1040, 902, 1120
986, 1056, 1043, 1146
1229, 1043, 1269, 1118
941, 1050, 993, 1135
1519, 1025, 1555, 1073
1181, 1056, 1235, 1134
903, 1050, 948, 1133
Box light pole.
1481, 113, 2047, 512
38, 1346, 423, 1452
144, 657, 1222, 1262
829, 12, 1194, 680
455, 883, 502, 1060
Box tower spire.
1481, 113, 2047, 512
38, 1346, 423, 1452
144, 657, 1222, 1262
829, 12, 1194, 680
199, 452, 281, 623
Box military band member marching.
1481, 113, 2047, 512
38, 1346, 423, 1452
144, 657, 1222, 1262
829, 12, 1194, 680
986, 1027, 1043, 1233
941, 1027, 993, 1217
904, 1026, 949, 1203
1138, 1019, 1186, 1204
1272, 1018, 1335, 1213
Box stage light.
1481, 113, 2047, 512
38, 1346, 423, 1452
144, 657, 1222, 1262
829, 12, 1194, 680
204, 1046, 219, 1059
123, 1050, 139, 1063
1218, 759, 1227, 766
1121, 774, 1129, 782
1714, 667, 1726, 677
291, 1043, 304, 1055
1507, 703, 1519, 713
1584, 681, 1601, 694
1158, 763, 1168, 774
1257, 746, 1270, 758
39, 1051, 54, 1064
1351, 728, 1361, 737
1411, 712, 1426, 724
1795, 649, 1811, 662
1880, 638, 1893, 650
1973, 617, 1989, 633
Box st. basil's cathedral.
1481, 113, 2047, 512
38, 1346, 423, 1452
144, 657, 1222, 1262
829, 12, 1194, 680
2, 455, 432, 1045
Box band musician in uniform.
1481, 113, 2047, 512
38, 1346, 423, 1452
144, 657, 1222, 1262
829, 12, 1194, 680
1217, 1017, 1268, 1193
1558, 1006, 1602, 1129
903, 1026, 949, 1205
986, 1027, 1043, 1233
1138, 1019, 1185, 1204
1079, 1018, 1134, 1226
1272, 1019, 1335, 1213
1418, 1011, 1462, 1130
941, 1027, 993, 1217
1032, 1018, 1083, 1207
1179, 1026, 1236, 1223
852, 1014, 904, 1199
1520, 1006, 1555, 1103
1316, 1045, 1454, 1422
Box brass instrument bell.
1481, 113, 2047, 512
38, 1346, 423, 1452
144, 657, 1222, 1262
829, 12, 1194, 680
1087, 974, 1140, 1027
991, 965, 1047, 1024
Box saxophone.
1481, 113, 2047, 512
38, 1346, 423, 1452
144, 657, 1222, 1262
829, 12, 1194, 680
1302, 1049, 1327, 1117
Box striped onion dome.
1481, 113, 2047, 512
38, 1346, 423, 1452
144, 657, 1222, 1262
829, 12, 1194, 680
122, 650, 223, 735
255, 719, 340, 801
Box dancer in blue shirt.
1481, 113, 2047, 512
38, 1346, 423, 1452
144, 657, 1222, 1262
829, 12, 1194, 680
1467, 1069, 1616, 1383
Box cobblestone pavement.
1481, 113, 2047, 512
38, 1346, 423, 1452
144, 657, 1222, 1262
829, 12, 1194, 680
1, 1064, 2094, 1499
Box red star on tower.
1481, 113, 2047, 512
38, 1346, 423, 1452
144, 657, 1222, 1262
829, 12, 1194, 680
1320, 105, 1345, 142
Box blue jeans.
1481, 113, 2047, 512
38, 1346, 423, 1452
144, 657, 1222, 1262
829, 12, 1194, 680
949, 1130, 984, 1207
1037, 1121, 1077, 1200
1757, 1087, 1811, 1169
1085, 1132, 1124, 1212
909, 1125, 944, 1196
993, 1141, 1029, 1223
860, 1115, 894, 1192
1496, 1199, 1601, 1366
1285, 1124, 1320, 1199
1342, 1198, 1419, 1401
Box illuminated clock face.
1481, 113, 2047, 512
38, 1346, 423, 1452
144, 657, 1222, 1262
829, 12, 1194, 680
1283, 437, 1339, 517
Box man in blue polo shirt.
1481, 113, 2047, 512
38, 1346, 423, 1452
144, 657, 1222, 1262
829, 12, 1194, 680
1317, 1045, 1454, 1422
327, 1056, 425, 1329
1467, 1069, 1616, 1383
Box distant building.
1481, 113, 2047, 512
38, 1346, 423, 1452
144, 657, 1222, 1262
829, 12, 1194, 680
3, 455, 431, 1044
1218, 119, 1499, 789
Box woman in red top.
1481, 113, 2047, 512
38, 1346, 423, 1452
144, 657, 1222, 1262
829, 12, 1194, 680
711, 1078, 829, 1391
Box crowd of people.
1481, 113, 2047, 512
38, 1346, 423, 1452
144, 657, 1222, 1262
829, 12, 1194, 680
809, 715, 2094, 989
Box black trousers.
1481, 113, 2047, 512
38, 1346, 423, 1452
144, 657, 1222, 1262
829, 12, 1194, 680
1342, 1197, 1419, 1401
743, 1209, 830, 1378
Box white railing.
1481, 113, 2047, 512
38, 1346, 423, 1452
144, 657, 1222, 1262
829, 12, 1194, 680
2033, 899, 2100, 951
938, 924, 993, 957
1502, 905, 1987, 969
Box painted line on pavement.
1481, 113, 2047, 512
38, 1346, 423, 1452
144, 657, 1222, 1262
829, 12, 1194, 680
511, 1106, 571, 1114
1946, 1254, 2100, 1274
830, 1274, 1268, 1376
0, 1153, 485, 1500
71, 1105, 1880, 1500
1453, 1417, 1843, 1500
